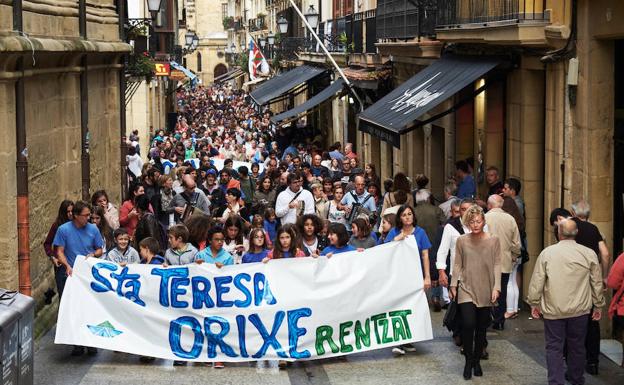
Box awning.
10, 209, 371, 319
214, 67, 242, 83
271, 79, 345, 124
216, 68, 245, 83
169, 61, 197, 81
358, 55, 500, 147
250, 65, 326, 106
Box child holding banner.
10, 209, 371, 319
164, 225, 198, 266
264, 225, 305, 261
242, 228, 270, 263
320, 223, 357, 257
195, 227, 234, 369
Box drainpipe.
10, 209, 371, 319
14, 0, 31, 296
79, 0, 90, 201
80, 56, 91, 201
118, 0, 128, 200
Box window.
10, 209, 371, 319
197, 52, 202, 72
222, 3, 228, 20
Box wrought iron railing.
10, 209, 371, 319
276, 34, 346, 60
249, 16, 267, 32
376, 0, 437, 40
436, 0, 548, 26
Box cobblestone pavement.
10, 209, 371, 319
35, 310, 624, 385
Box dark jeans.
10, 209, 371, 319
544, 315, 588, 385
459, 302, 490, 362
585, 318, 600, 365
55, 265, 68, 299
494, 272, 510, 326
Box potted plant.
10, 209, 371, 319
222, 16, 234, 30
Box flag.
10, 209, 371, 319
248, 39, 270, 80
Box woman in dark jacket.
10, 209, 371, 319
252, 176, 276, 215
44, 200, 73, 299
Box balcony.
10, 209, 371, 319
435, 0, 559, 47
249, 16, 267, 32
376, 0, 438, 40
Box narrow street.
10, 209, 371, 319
35, 311, 624, 385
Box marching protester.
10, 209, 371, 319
528, 218, 605, 385
450, 205, 501, 380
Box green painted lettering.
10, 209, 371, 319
380, 318, 392, 343
339, 321, 354, 353
354, 319, 371, 350
370, 313, 386, 344
315, 325, 339, 355
389, 310, 412, 339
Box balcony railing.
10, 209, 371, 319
277, 35, 346, 60
249, 16, 267, 32
376, 0, 437, 40
437, 0, 548, 26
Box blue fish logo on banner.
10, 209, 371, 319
88, 321, 123, 338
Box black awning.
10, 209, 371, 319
358, 55, 500, 147
270, 79, 345, 124
214, 67, 242, 83
250, 65, 325, 106
216, 68, 244, 83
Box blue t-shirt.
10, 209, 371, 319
52, 222, 104, 267
242, 249, 270, 264
196, 247, 235, 265
264, 220, 277, 242
457, 174, 476, 199
320, 244, 356, 256
383, 226, 432, 259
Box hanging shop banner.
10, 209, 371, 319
154, 63, 171, 76
55, 237, 432, 362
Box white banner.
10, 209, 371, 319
55, 237, 432, 362
186, 158, 265, 173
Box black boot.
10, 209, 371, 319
463, 357, 473, 380
473, 360, 483, 377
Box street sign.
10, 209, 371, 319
169, 70, 186, 81
154, 63, 170, 76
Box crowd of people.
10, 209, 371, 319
43, 82, 624, 383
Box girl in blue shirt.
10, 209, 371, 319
242, 228, 270, 263
320, 223, 357, 257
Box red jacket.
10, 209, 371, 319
607, 253, 624, 317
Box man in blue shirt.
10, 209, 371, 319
341, 176, 377, 222
53, 200, 103, 356
455, 160, 476, 199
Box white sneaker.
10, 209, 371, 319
392, 347, 405, 355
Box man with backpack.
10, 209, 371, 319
133, 195, 167, 253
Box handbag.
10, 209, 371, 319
443, 297, 459, 332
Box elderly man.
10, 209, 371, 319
414, 189, 446, 242
169, 174, 211, 223
438, 182, 458, 219
569, 200, 611, 375
485, 194, 521, 330
528, 218, 605, 385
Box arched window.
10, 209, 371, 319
197, 52, 202, 72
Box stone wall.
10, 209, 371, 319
88, 67, 122, 203
24, 72, 83, 300
0, 81, 18, 291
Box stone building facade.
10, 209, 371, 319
0, 0, 129, 330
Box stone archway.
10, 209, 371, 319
214, 63, 228, 79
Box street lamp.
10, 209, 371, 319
146, 0, 163, 20
230, 43, 237, 53
191, 33, 199, 50
277, 15, 288, 34
259, 37, 266, 49
267, 31, 275, 46
304, 5, 319, 30
185, 31, 194, 48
